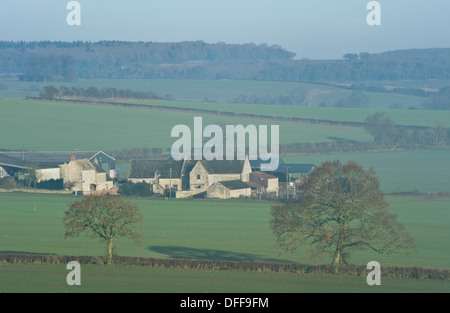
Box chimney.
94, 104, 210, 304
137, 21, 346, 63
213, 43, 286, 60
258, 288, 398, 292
71, 154, 76, 162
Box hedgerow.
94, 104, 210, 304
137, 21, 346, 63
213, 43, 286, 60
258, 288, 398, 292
1, 254, 449, 281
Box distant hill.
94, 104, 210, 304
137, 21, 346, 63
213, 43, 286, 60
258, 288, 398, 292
0, 41, 295, 81
272, 48, 450, 82
0, 41, 449, 83
376, 48, 450, 59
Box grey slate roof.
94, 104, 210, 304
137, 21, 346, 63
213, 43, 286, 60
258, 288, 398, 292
218, 180, 251, 190
129, 159, 184, 179
200, 159, 245, 174
0, 151, 117, 171
0, 151, 97, 164
250, 158, 315, 174
0, 153, 31, 169
74, 159, 96, 171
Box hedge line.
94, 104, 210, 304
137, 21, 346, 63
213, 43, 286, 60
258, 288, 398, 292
1, 254, 449, 281
26, 97, 430, 130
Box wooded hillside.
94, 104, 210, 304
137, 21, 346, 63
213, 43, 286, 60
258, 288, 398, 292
0, 41, 450, 83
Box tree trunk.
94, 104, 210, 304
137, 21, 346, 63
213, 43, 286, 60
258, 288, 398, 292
331, 240, 343, 274
106, 237, 114, 265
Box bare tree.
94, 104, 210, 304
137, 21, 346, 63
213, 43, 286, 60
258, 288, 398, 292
271, 160, 415, 274
63, 195, 144, 264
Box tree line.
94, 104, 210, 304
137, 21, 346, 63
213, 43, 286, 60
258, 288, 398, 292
281, 113, 450, 155
39, 85, 163, 100
0, 41, 294, 81
364, 112, 450, 147
1, 41, 450, 84
20, 55, 77, 82
228, 87, 307, 106
423, 86, 450, 110
227, 90, 370, 108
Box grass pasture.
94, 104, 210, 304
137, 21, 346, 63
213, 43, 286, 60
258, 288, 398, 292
2, 263, 450, 293
135, 99, 450, 128
1, 76, 449, 293
1, 193, 450, 292
284, 148, 450, 193
0, 98, 374, 152
0, 77, 427, 109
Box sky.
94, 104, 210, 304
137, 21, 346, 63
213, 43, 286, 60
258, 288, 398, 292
0, 0, 449, 59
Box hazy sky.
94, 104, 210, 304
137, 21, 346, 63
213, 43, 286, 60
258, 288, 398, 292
1, 0, 449, 59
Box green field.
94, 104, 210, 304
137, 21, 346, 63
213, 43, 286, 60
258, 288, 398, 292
3, 77, 447, 126
1, 77, 449, 293
0, 193, 449, 269
0, 98, 374, 151
135, 99, 450, 128
0, 77, 428, 110
2, 263, 450, 293
284, 148, 450, 193
1, 193, 450, 292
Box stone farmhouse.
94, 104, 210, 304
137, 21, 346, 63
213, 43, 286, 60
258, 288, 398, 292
128, 159, 184, 195
0, 150, 117, 179
128, 156, 255, 199
247, 171, 279, 197
0, 151, 116, 194
207, 180, 252, 199
0, 149, 317, 200
59, 155, 114, 194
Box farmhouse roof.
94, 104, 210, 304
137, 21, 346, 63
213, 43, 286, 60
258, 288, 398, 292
129, 159, 184, 179
90, 151, 116, 161
199, 159, 246, 174
218, 180, 251, 190
181, 160, 198, 176
0, 151, 97, 164
250, 171, 278, 180
0, 153, 31, 169
74, 159, 97, 171
91, 162, 107, 173
245, 181, 265, 190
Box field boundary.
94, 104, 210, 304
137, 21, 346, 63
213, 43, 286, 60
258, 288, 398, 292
0, 188, 72, 195
1, 254, 449, 281
26, 97, 431, 130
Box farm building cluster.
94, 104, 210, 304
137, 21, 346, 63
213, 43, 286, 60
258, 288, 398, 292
0, 151, 117, 195
0, 151, 316, 199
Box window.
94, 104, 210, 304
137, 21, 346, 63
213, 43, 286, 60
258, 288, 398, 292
197, 175, 201, 180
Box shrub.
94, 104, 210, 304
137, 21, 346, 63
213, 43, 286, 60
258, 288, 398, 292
0, 176, 18, 190
118, 181, 154, 197
36, 179, 64, 190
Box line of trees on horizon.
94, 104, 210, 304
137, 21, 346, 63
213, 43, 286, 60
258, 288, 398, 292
38, 85, 163, 100
1, 41, 450, 84
364, 112, 450, 147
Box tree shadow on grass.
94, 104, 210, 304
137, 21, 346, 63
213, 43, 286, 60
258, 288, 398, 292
148, 245, 291, 263
0, 251, 57, 255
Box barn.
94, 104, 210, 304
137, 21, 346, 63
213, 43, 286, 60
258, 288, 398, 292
207, 180, 251, 199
